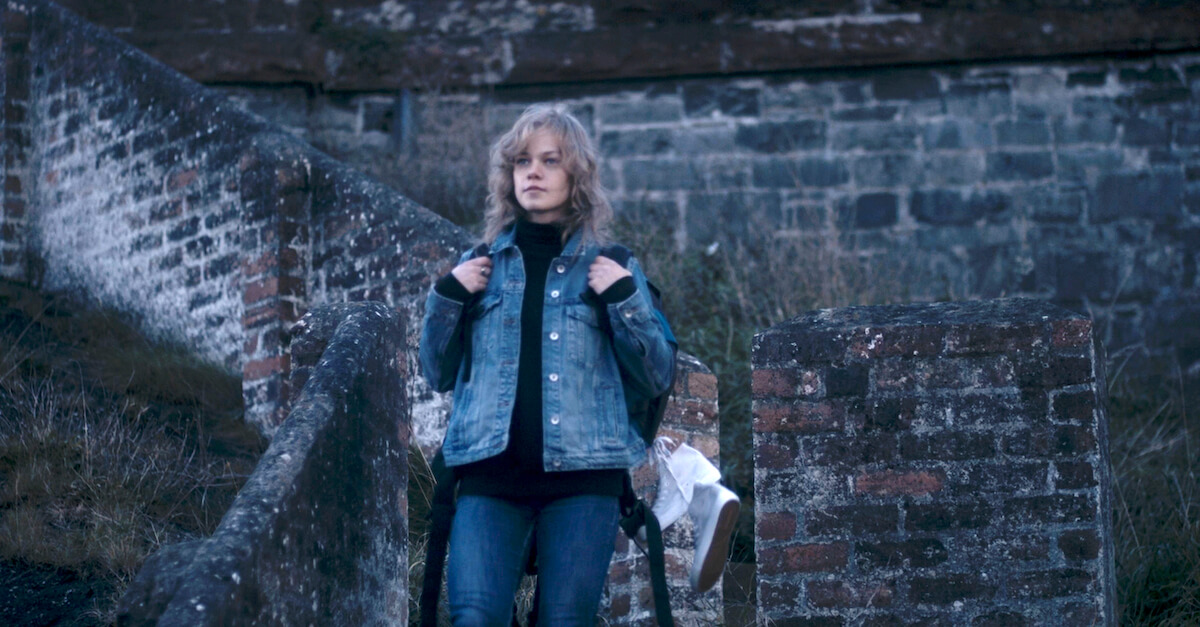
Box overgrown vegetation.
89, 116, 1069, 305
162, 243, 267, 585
1108, 354, 1199, 625
0, 282, 265, 623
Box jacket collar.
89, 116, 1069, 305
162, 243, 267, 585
490, 221, 589, 258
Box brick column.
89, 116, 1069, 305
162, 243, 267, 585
752, 298, 1115, 625
1, 2, 32, 281
602, 352, 725, 625
239, 135, 310, 434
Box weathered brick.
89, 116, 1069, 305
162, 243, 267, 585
909, 574, 997, 605
972, 610, 1030, 627
756, 435, 799, 470
754, 400, 847, 433
736, 120, 824, 153
855, 469, 945, 497
905, 501, 992, 532
831, 123, 918, 152
855, 538, 948, 569
808, 579, 894, 608
683, 84, 759, 117
985, 151, 1053, 181
805, 433, 898, 467
1051, 389, 1095, 424
757, 510, 797, 541
1058, 529, 1100, 562
863, 398, 917, 432
1002, 494, 1094, 525
243, 355, 289, 381
899, 431, 996, 461
943, 323, 1044, 355
806, 504, 898, 537
758, 542, 849, 575
1054, 461, 1097, 490
752, 367, 821, 399
1051, 318, 1092, 348
1002, 425, 1096, 457
1008, 568, 1093, 599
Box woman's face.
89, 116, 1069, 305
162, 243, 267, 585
513, 129, 571, 224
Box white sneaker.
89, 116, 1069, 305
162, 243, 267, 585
638, 438, 721, 541
688, 480, 740, 593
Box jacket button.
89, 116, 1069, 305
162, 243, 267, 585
548, 373, 559, 382
624, 310, 634, 318
550, 415, 560, 425
550, 290, 560, 298
549, 332, 559, 341
556, 264, 566, 273
553, 460, 562, 468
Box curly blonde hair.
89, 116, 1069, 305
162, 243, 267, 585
483, 103, 613, 245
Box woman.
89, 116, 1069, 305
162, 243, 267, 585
419, 103, 677, 626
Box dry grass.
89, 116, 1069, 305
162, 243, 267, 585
1108, 354, 1199, 625
0, 282, 264, 622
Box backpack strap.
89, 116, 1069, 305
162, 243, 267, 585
618, 473, 675, 627
459, 242, 491, 383
418, 450, 458, 627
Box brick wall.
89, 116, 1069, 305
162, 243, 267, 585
6, 0, 470, 435
1, 3, 32, 280
752, 298, 1115, 625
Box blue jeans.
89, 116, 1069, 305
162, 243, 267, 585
447, 494, 620, 627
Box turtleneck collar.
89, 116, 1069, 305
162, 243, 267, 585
514, 219, 565, 255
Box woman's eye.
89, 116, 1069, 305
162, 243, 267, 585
545, 158, 559, 165
515, 157, 530, 166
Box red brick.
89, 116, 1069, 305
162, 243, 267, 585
756, 437, 798, 470
855, 469, 945, 497
944, 323, 1044, 355
807, 579, 894, 608
243, 334, 259, 355
242, 250, 278, 276
848, 325, 944, 359
758, 580, 802, 611
609, 594, 631, 617
243, 277, 279, 305
243, 355, 289, 381
1051, 389, 1095, 424
759, 542, 849, 575
757, 511, 797, 541
688, 371, 718, 399
1051, 318, 1092, 348
754, 401, 844, 433
665, 398, 717, 426
1058, 529, 1100, 562
167, 167, 198, 191
752, 368, 820, 399
242, 303, 278, 329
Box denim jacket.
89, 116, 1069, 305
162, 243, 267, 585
419, 225, 676, 471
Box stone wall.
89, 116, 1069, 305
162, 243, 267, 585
117, 302, 410, 625
751, 299, 1115, 625
218, 49, 1200, 394
52, 1, 1200, 89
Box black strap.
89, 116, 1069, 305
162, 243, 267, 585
618, 474, 674, 627
459, 242, 491, 383
419, 451, 457, 627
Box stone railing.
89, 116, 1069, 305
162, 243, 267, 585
752, 298, 1115, 625
117, 302, 409, 625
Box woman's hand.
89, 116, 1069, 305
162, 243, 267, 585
588, 255, 632, 295
450, 257, 493, 294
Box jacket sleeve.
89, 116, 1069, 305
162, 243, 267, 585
419, 250, 473, 393
605, 256, 677, 399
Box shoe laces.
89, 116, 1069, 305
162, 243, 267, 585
650, 436, 676, 468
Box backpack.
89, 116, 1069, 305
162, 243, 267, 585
418, 243, 678, 627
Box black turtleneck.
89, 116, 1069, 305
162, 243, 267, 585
439, 220, 626, 503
